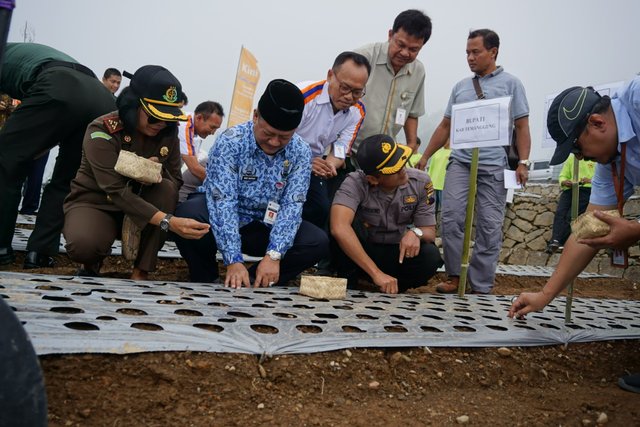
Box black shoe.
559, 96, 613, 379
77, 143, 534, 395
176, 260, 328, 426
618, 374, 640, 393
0, 247, 15, 265
75, 262, 102, 277
23, 251, 55, 269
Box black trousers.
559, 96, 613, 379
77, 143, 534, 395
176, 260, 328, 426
19, 152, 49, 215
0, 66, 115, 255
333, 217, 443, 292
551, 187, 591, 245
302, 175, 331, 229
173, 193, 329, 284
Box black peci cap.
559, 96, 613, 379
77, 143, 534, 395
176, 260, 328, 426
257, 79, 304, 131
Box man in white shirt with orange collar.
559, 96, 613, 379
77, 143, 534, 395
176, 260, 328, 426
178, 101, 224, 183
296, 51, 370, 228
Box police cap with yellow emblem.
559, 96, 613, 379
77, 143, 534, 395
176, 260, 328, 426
123, 65, 188, 122
357, 134, 412, 176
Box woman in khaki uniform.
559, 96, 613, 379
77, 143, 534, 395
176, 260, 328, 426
63, 65, 209, 280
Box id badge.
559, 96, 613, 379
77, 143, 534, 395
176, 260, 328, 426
395, 108, 407, 125
611, 248, 628, 268
263, 201, 280, 225
334, 145, 346, 159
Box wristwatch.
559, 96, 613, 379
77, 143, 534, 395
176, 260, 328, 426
409, 227, 423, 238
266, 250, 282, 261
518, 159, 531, 167
159, 214, 173, 232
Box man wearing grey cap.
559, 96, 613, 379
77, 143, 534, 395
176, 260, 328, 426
331, 134, 443, 294
508, 76, 640, 394
174, 79, 329, 288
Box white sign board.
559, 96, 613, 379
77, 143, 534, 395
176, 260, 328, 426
450, 96, 512, 150
541, 80, 625, 149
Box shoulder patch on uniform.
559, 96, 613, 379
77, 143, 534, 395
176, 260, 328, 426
91, 131, 112, 141
103, 116, 124, 134
425, 181, 435, 205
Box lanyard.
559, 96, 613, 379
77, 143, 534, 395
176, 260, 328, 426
610, 144, 627, 215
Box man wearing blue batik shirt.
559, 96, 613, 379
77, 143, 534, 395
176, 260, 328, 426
174, 79, 329, 287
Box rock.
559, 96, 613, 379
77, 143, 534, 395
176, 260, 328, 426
389, 351, 403, 365
596, 412, 608, 424
526, 247, 549, 263
623, 265, 640, 281
258, 364, 267, 378
257, 403, 265, 409
499, 248, 512, 263
505, 225, 525, 243
524, 229, 545, 242
534, 212, 555, 227
516, 209, 537, 222
512, 218, 533, 233
507, 248, 529, 265
79, 409, 91, 419
497, 347, 512, 357
582, 419, 592, 425
502, 238, 516, 249
456, 415, 470, 424
345, 349, 352, 358
368, 381, 380, 389
598, 259, 624, 278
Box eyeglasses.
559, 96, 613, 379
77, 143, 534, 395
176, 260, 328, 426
333, 76, 366, 98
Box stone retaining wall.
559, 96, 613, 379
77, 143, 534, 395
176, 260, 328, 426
500, 183, 640, 281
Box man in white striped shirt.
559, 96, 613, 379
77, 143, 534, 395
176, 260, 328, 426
296, 51, 370, 229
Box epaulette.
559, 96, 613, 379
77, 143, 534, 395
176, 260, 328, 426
103, 115, 124, 134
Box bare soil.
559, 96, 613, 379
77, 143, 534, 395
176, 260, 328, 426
2, 252, 640, 427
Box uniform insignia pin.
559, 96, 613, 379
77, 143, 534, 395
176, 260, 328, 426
160, 146, 169, 157
124, 135, 131, 143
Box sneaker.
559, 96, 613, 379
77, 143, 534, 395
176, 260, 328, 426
618, 373, 640, 393
546, 240, 560, 254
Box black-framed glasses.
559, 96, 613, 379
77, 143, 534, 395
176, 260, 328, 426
333, 76, 366, 98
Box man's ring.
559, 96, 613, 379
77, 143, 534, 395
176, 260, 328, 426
268, 281, 275, 287
510, 296, 518, 304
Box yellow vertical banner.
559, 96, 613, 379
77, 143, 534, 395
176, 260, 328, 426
227, 46, 260, 128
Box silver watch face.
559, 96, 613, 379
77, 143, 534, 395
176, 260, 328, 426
160, 219, 169, 232
411, 227, 423, 237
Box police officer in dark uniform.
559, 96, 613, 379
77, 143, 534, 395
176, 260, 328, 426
331, 134, 443, 293
0, 43, 116, 267
62, 65, 210, 280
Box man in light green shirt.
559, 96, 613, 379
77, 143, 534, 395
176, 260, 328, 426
427, 140, 451, 213
546, 154, 596, 253
353, 9, 431, 161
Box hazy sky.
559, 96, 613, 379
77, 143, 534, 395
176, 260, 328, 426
9, 0, 640, 160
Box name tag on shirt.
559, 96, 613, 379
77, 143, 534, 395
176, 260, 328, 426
263, 201, 280, 225
395, 108, 407, 125
334, 145, 345, 159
